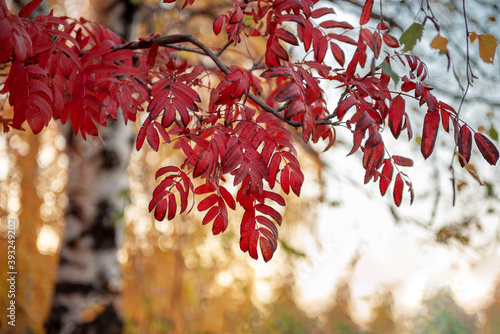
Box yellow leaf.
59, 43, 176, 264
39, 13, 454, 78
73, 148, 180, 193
478, 33, 497, 63
431, 34, 449, 53
469, 32, 478, 43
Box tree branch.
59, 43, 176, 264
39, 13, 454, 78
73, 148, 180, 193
112, 34, 302, 127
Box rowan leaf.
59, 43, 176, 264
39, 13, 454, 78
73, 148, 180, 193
458, 125, 472, 167
392, 155, 413, 167
421, 110, 440, 159
203, 206, 219, 225
219, 186, 236, 210
354, 111, 375, 135
474, 133, 499, 165
256, 204, 282, 226
195, 183, 217, 195
197, 194, 218, 211
336, 96, 359, 121
330, 42, 345, 66
379, 160, 393, 196
393, 173, 404, 207
275, 83, 300, 103
389, 95, 405, 138
360, 0, 374, 25
382, 34, 399, 48
311, 7, 335, 19
259, 236, 275, 262
212, 213, 228, 235
18, 0, 43, 18
365, 130, 382, 149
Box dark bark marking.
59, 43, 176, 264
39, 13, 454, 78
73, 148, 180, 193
101, 148, 121, 169
82, 200, 118, 250
44, 305, 67, 334
55, 282, 93, 295
77, 304, 123, 334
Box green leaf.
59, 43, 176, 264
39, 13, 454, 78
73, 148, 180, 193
400, 23, 424, 52
381, 61, 399, 84
490, 124, 498, 141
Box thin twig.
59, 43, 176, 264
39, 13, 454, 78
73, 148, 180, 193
448, 0, 475, 206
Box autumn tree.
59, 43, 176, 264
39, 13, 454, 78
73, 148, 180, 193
1, 0, 499, 332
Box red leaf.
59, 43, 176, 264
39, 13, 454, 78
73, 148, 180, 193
146, 123, 160, 151
383, 34, 399, 48
354, 111, 375, 135
167, 193, 176, 220
154, 199, 168, 221
262, 191, 286, 206
203, 206, 219, 225
393, 173, 404, 206
195, 183, 216, 195
197, 194, 218, 211
337, 96, 359, 121
330, 42, 345, 66
280, 165, 290, 194
193, 150, 212, 178
365, 130, 382, 149
155, 166, 180, 179
146, 43, 158, 70
275, 28, 299, 46
311, 7, 335, 18
136, 126, 147, 151
392, 155, 414, 167
219, 186, 236, 210
360, 0, 374, 25
440, 108, 451, 132
474, 133, 499, 165
288, 163, 304, 196
256, 216, 279, 238
268, 153, 281, 189
213, 15, 225, 35
389, 95, 405, 139
421, 110, 440, 159
458, 125, 472, 167
180, 140, 198, 165
212, 206, 228, 235
320, 21, 353, 30
275, 83, 300, 102
379, 160, 393, 196
259, 237, 275, 262
256, 204, 282, 226
248, 229, 259, 260
313, 30, 328, 63
260, 66, 295, 79
329, 34, 357, 45
229, 5, 244, 24
212, 213, 228, 235
18, 0, 43, 18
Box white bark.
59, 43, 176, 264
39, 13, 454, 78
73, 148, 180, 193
45, 119, 133, 334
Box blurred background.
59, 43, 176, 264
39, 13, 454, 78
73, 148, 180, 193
1, 0, 499, 333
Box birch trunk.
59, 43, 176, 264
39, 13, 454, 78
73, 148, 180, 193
45, 120, 133, 333
45, 1, 139, 332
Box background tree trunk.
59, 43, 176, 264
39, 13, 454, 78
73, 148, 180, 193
45, 1, 140, 332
